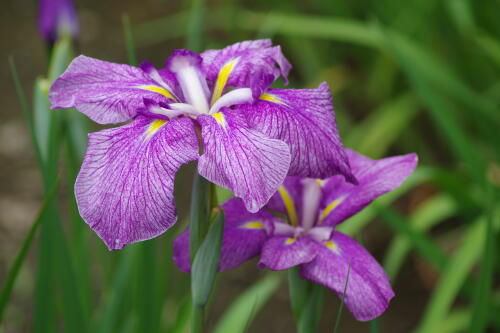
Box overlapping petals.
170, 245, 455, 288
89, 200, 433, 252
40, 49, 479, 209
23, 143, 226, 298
201, 39, 291, 96
50, 39, 361, 250
197, 110, 291, 213
76, 116, 198, 250
174, 150, 417, 320
320, 149, 418, 226
173, 199, 275, 271
300, 232, 394, 321
50, 56, 179, 124
239, 83, 355, 182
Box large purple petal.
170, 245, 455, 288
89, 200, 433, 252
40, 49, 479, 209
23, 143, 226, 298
300, 232, 394, 321
201, 39, 291, 96
258, 235, 317, 270
320, 150, 418, 226
197, 110, 291, 213
76, 116, 198, 250
50, 56, 178, 124
173, 198, 275, 272
240, 83, 355, 182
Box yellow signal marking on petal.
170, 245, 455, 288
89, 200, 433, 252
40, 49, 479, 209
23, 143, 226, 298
240, 221, 265, 229
278, 186, 298, 227
211, 58, 240, 105
212, 112, 226, 128
285, 237, 296, 245
146, 119, 168, 137
320, 197, 345, 223
259, 93, 287, 106
324, 240, 338, 253
315, 179, 325, 186
138, 85, 175, 100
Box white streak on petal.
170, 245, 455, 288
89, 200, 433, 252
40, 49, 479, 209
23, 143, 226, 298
209, 88, 253, 114
301, 178, 322, 230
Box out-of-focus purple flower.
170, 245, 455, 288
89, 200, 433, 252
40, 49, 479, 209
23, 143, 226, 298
174, 149, 418, 321
49, 40, 354, 250
38, 0, 79, 43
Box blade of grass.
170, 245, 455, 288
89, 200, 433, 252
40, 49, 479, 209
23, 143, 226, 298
96, 247, 138, 333
383, 194, 457, 279
297, 284, 324, 333
186, 0, 205, 51
414, 214, 496, 333
346, 93, 419, 158
468, 189, 497, 332
213, 274, 281, 333
333, 264, 350, 333
122, 14, 137, 66
0, 178, 60, 322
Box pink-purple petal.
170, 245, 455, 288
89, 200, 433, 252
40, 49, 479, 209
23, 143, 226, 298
241, 83, 355, 182
76, 116, 198, 250
197, 110, 291, 213
49, 55, 176, 124
173, 198, 274, 272
201, 39, 291, 94
321, 150, 418, 226
300, 232, 394, 321
258, 236, 317, 270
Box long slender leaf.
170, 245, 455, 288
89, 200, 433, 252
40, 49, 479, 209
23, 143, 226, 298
414, 215, 495, 333
468, 189, 497, 332
191, 210, 225, 307
214, 274, 281, 333
0, 178, 60, 322
383, 194, 457, 279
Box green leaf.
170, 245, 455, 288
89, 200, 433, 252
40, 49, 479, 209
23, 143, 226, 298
288, 266, 310, 321
333, 264, 350, 333
0, 178, 60, 323
297, 284, 324, 333
214, 274, 281, 333
346, 93, 419, 158
383, 194, 457, 279
468, 189, 497, 333
191, 210, 225, 308
122, 14, 138, 66
414, 215, 494, 333
186, 0, 206, 51
96, 247, 138, 333
189, 173, 211, 263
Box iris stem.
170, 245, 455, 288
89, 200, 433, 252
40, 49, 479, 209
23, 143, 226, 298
189, 172, 211, 263
191, 304, 204, 333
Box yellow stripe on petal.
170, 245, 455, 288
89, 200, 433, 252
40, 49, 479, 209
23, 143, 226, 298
285, 237, 296, 245
146, 119, 168, 138
324, 240, 339, 253
212, 112, 226, 128
278, 186, 298, 227
239, 221, 265, 229
259, 93, 287, 106
211, 58, 240, 105
138, 85, 175, 100
320, 197, 345, 223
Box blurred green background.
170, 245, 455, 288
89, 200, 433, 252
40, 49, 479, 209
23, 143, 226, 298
1, 0, 499, 332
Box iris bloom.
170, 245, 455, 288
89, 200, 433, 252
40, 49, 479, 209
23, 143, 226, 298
174, 149, 417, 321
49, 40, 354, 250
38, 0, 79, 43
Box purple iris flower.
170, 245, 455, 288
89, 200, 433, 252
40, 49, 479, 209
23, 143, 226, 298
38, 0, 79, 43
174, 149, 417, 321
49, 40, 355, 250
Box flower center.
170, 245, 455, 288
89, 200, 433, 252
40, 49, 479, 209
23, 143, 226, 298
168, 53, 210, 114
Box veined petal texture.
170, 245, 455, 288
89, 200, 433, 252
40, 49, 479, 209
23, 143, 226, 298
197, 110, 291, 213
50, 55, 178, 124
75, 116, 198, 250
241, 83, 355, 182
